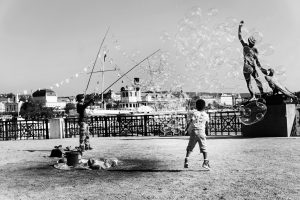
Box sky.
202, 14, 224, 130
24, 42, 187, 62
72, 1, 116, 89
0, 0, 299, 96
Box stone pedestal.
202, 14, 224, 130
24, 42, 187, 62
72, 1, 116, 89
49, 118, 65, 139
241, 95, 297, 137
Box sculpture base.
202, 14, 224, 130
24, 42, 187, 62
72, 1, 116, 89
241, 95, 297, 137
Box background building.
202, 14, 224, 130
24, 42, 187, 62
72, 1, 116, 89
32, 89, 66, 109
0, 94, 22, 115
220, 93, 234, 106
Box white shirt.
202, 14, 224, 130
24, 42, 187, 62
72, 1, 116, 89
188, 110, 209, 132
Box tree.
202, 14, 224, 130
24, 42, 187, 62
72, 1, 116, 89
65, 103, 76, 114
20, 98, 55, 119
19, 95, 31, 102
212, 100, 220, 109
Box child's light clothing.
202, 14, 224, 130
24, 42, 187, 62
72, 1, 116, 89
186, 110, 209, 153
187, 110, 209, 132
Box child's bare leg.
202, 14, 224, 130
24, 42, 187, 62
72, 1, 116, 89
185, 150, 192, 158
184, 150, 192, 168
202, 152, 210, 170
185, 132, 196, 168
203, 152, 208, 160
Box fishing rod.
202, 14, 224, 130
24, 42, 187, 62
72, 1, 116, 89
100, 49, 161, 96
86, 69, 116, 74
84, 26, 110, 95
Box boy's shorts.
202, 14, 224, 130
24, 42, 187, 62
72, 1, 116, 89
186, 129, 207, 153
79, 122, 89, 136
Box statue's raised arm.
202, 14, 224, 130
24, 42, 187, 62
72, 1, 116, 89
238, 20, 247, 46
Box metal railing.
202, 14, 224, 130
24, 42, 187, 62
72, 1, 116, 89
64, 111, 242, 138
0, 119, 49, 140
65, 114, 188, 137
2, 109, 299, 140
207, 111, 241, 136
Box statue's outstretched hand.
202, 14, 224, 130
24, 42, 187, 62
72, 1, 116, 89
261, 68, 268, 75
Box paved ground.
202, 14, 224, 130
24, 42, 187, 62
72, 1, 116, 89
0, 136, 300, 200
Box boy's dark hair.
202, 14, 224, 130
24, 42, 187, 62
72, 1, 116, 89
196, 99, 206, 111
76, 94, 84, 102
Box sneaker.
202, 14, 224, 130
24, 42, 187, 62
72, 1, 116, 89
184, 158, 189, 168
202, 160, 210, 170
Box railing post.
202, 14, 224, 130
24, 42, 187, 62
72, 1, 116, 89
220, 112, 224, 135
105, 116, 109, 137
49, 118, 64, 139
5, 121, 8, 140
45, 119, 49, 139
143, 115, 148, 136
64, 118, 68, 138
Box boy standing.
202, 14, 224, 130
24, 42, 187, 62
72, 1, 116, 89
238, 20, 268, 100
76, 94, 94, 151
184, 99, 210, 170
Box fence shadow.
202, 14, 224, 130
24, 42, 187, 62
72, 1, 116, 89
119, 137, 188, 141
23, 149, 51, 152
207, 135, 245, 139
108, 169, 206, 172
